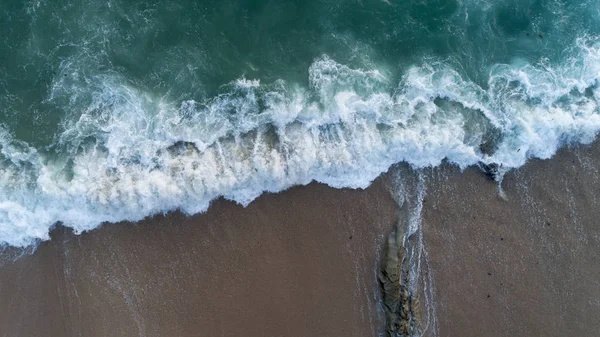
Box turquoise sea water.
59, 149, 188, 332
1, 0, 600, 246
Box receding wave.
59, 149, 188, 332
0, 36, 599, 247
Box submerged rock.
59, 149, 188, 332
166, 141, 199, 156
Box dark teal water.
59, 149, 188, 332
2, 0, 597, 144
1, 0, 599, 246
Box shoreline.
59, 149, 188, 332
2, 140, 600, 336
420, 140, 600, 336
0, 177, 399, 337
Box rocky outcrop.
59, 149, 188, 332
379, 224, 419, 337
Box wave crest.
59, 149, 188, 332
1, 40, 600, 246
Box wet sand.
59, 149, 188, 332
421, 141, 600, 336
2, 142, 600, 336
0, 179, 397, 337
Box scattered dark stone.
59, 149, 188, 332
538, 34, 543, 39
487, 272, 492, 276
546, 222, 551, 227
500, 237, 504, 241
478, 162, 500, 181
526, 33, 530, 36
349, 235, 353, 240
517, 148, 521, 152
487, 294, 491, 298
500, 282, 503, 285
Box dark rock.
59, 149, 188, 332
378, 225, 419, 337
478, 162, 500, 181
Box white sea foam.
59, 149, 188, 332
0, 39, 599, 247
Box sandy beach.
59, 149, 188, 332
0, 179, 398, 337
1, 0, 599, 335
1, 141, 600, 337
421, 141, 600, 336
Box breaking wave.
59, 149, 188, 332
1, 37, 600, 247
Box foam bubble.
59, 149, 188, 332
0, 39, 599, 247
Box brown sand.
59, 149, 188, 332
421, 141, 600, 337
0, 179, 397, 337
2, 141, 600, 337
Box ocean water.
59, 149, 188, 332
0, 0, 599, 247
